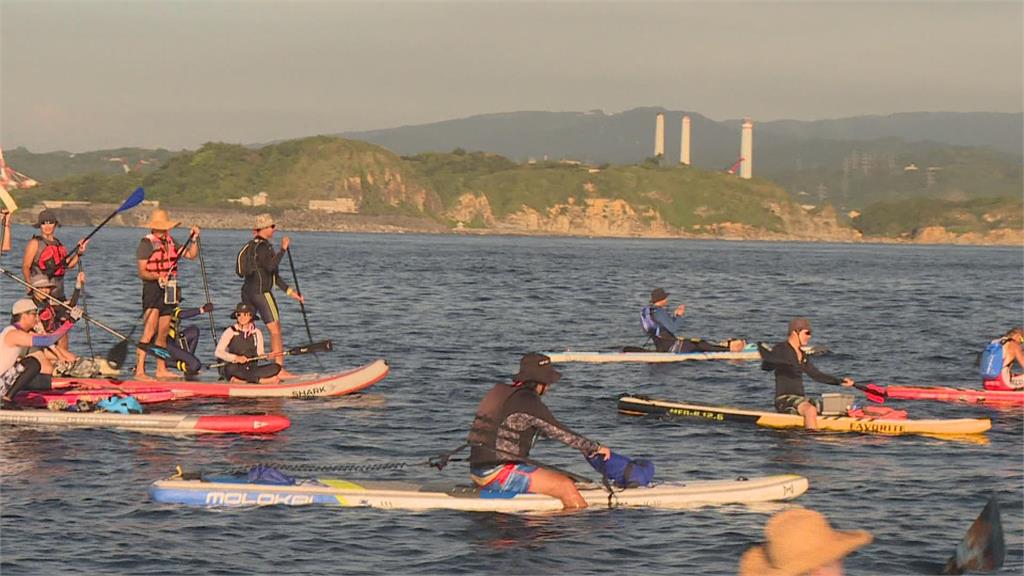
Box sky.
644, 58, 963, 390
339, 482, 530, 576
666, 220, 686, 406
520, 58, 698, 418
1, 0, 1021, 153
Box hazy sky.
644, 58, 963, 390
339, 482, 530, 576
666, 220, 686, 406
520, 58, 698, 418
1, 1, 1021, 152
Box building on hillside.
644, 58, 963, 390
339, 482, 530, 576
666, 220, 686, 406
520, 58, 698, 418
228, 192, 269, 207
309, 198, 358, 213
40, 200, 92, 209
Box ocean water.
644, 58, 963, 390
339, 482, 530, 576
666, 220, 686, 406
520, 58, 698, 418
1, 225, 1021, 575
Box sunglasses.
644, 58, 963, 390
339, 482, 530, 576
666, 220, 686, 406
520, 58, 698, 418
41, 220, 58, 225
801, 330, 812, 336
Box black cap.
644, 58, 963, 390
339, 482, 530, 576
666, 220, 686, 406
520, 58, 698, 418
33, 209, 60, 228
513, 353, 561, 385
650, 287, 669, 303
230, 302, 259, 320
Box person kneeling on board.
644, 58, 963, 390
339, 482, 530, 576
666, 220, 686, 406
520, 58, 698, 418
466, 352, 612, 510
215, 303, 281, 385
760, 318, 854, 430
1, 299, 81, 409
979, 327, 1024, 391
642, 287, 746, 353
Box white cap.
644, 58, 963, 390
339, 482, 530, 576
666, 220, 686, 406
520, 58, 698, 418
12, 299, 37, 316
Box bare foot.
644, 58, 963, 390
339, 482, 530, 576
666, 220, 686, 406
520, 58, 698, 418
134, 373, 155, 381
154, 371, 177, 380
277, 370, 298, 380
729, 339, 747, 352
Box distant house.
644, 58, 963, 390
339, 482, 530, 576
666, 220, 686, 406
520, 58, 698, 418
40, 200, 91, 209
228, 191, 269, 207
309, 198, 358, 214
903, 163, 919, 172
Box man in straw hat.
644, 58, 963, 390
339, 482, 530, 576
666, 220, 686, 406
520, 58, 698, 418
760, 317, 854, 430
235, 213, 304, 379
1, 298, 82, 409
22, 208, 88, 302
739, 508, 872, 575
135, 208, 200, 380
643, 287, 746, 353
466, 353, 612, 510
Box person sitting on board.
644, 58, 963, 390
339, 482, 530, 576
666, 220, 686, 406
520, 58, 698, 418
739, 508, 872, 576
980, 327, 1024, 391
236, 214, 304, 379
215, 303, 282, 385
760, 318, 854, 430
643, 287, 746, 353
1, 299, 81, 409
27, 274, 85, 372
21, 208, 88, 303
466, 352, 612, 510
135, 209, 199, 381
165, 299, 213, 380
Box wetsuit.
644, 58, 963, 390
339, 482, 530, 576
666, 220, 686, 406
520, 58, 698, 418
760, 340, 841, 413
467, 383, 600, 490
215, 324, 281, 383
136, 233, 180, 316
239, 237, 291, 325
166, 306, 203, 376
646, 305, 730, 353
28, 235, 69, 300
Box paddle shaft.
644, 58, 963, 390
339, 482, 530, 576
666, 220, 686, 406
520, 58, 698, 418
285, 247, 322, 369
207, 340, 331, 368
196, 237, 217, 340
58, 187, 145, 269
0, 265, 128, 341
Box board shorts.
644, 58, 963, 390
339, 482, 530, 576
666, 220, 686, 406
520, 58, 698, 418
775, 394, 822, 415
469, 463, 539, 494
241, 289, 279, 325
141, 281, 175, 317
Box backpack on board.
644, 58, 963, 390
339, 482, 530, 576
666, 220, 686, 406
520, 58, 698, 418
979, 340, 1005, 379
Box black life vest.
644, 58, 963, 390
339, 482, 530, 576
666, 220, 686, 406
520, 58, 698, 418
467, 384, 538, 465
32, 235, 68, 279
226, 326, 258, 365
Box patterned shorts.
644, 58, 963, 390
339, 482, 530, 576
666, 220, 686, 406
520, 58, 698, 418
470, 463, 539, 494
775, 394, 822, 415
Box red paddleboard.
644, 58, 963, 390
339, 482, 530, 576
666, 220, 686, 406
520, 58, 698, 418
884, 385, 1024, 406
14, 388, 182, 408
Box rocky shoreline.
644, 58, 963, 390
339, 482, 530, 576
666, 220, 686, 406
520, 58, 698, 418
8, 204, 1021, 246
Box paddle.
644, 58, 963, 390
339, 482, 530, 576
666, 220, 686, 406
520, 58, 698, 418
0, 266, 170, 368
195, 237, 217, 342
207, 339, 333, 369
854, 382, 888, 404
58, 187, 145, 269
285, 247, 323, 369
942, 496, 1004, 574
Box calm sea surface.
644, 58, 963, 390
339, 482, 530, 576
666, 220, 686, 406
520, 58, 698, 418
1, 225, 1021, 575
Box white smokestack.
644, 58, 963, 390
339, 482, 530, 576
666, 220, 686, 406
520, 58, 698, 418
654, 113, 665, 158
680, 115, 691, 165
740, 118, 753, 179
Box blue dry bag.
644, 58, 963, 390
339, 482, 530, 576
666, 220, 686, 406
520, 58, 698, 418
640, 306, 659, 338
96, 396, 143, 415
979, 340, 1004, 379
587, 451, 655, 488
247, 465, 296, 486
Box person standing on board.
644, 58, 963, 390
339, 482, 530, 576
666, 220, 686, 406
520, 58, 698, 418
1, 299, 81, 409
642, 287, 746, 353
21, 209, 87, 302
215, 303, 281, 385
135, 209, 199, 380
739, 508, 872, 576
760, 318, 854, 430
1, 208, 11, 254
236, 214, 304, 379
466, 353, 612, 510
981, 327, 1024, 391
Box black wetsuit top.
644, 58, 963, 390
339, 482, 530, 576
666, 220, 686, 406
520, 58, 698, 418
241, 238, 290, 294
760, 340, 840, 398
467, 383, 600, 468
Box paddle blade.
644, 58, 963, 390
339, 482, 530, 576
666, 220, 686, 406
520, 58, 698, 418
288, 340, 333, 356
943, 497, 1005, 574
106, 340, 129, 369
858, 382, 888, 404
118, 187, 146, 212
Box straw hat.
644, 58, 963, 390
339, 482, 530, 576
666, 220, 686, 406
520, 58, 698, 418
739, 509, 872, 576
143, 209, 179, 231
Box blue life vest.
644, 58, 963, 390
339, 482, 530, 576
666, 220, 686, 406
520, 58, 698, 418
980, 340, 1005, 379
640, 305, 660, 337
587, 451, 655, 488
247, 465, 296, 485
97, 396, 143, 414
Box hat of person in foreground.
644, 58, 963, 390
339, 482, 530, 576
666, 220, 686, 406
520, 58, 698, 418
513, 352, 561, 385
33, 209, 60, 228
739, 508, 872, 576
254, 213, 275, 230
650, 287, 669, 303
143, 209, 179, 231
12, 299, 38, 316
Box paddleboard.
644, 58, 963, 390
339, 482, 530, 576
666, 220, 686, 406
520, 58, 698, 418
618, 395, 991, 436
545, 344, 821, 363
883, 385, 1024, 406
149, 473, 808, 512
13, 387, 183, 408
0, 409, 290, 435
54, 359, 388, 399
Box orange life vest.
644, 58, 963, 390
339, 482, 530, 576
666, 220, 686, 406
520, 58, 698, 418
144, 233, 179, 276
